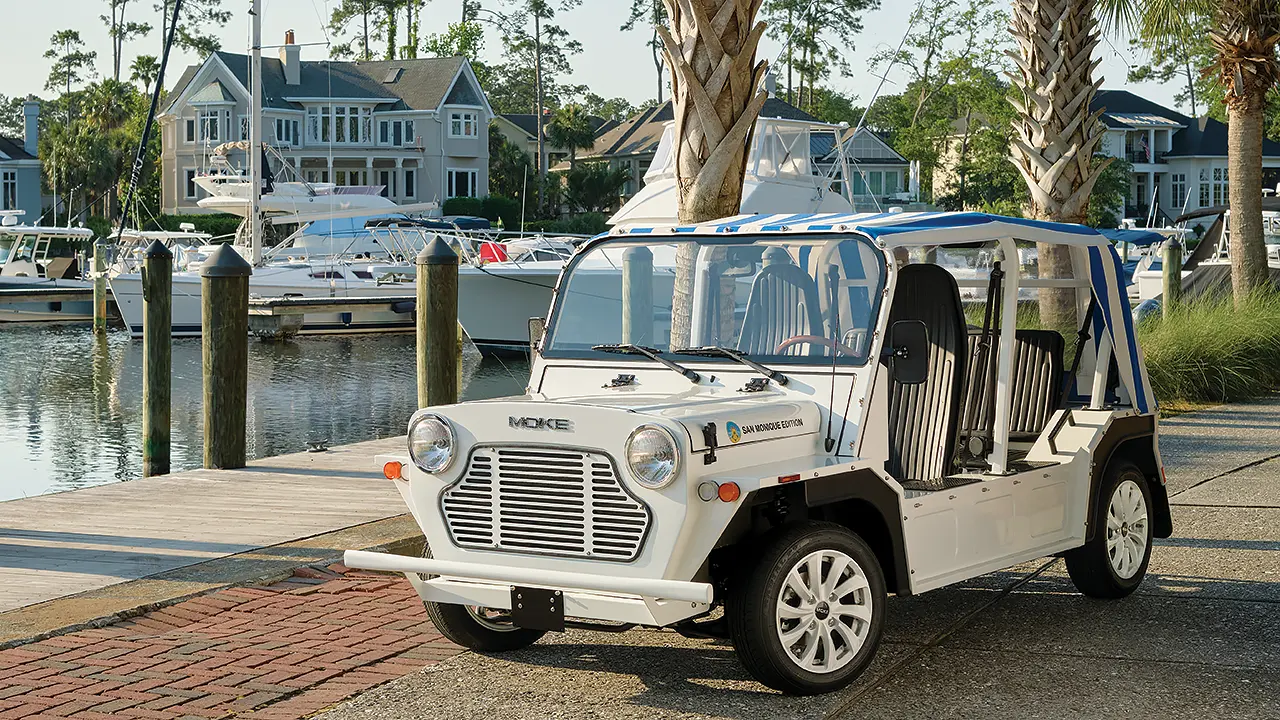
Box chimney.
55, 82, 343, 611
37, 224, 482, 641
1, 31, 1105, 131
22, 101, 38, 157
764, 69, 777, 99
280, 30, 301, 86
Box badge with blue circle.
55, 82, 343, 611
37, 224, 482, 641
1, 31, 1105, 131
726, 421, 742, 444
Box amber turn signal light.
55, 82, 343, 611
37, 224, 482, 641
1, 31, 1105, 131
718, 481, 740, 502
383, 461, 404, 480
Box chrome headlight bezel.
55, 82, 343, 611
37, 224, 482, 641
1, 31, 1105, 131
625, 424, 681, 490
407, 411, 456, 474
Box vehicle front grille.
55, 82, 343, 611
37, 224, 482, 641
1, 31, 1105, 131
441, 446, 652, 562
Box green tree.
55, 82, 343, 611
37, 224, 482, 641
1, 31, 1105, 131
546, 104, 596, 168
43, 30, 98, 99
578, 93, 636, 123
563, 162, 629, 213
762, 0, 879, 112
1087, 156, 1133, 228
489, 122, 535, 200
621, 0, 668, 103
0, 95, 36, 137
102, 0, 152, 82
154, 0, 231, 55
329, 0, 378, 59
421, 20, 484, 58
129, 55, 160, 95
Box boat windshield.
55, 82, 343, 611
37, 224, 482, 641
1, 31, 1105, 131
544, 235, 886, 366
0, 236, 13, 264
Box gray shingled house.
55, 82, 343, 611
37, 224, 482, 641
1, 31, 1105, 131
0, 102, 42, 222
159, 34, 491, 214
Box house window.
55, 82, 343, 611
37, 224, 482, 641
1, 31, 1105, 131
378, 170, 397, 197
335, 106, 346, 143
1212, 167, 1228, 205
449, 111, 478, 138
308, 107, 320, 142
447, 168, 477, 198
361, 108, 372, 145
379, 120, 389, 144
1171, 173, 1187, 207
883, 171, 900, 195
868, 171, 883, 196
404, 169, 416, 198
184, 118, 196, 143
275, 118, 293, 145
1199, 168, 1211, 207
184, 169, 198, 199
1, 171, 15, 210
198, 110, 220, 142
239, 115, 249, 141
392, 121, 403, 146
404, 120, 415, 145
348, 106, 360, 144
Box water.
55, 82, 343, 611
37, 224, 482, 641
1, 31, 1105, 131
0, 325, 529, 501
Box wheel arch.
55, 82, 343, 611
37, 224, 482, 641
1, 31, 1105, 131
1088, 415, 1171, 541
804, 470, 911, 596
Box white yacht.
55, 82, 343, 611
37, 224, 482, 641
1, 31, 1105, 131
0, 220, 97, 322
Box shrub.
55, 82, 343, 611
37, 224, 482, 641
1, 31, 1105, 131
481, 195, 522, 229
524, 213, 609, 236
1138, 292, 1280, 405
154, 214, 243, 239
442, 197, 485, 217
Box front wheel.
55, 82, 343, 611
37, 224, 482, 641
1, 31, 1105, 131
1064, 460, 1154, 599
726, 522, 887, 695
423, 602, 546, 652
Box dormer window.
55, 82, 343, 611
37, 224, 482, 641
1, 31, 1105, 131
449, 111, 478, 138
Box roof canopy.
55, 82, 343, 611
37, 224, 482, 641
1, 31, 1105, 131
614, 211, 1106, 247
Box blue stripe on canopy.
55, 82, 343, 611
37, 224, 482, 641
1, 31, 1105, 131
856, 212, 1100, 239
1087, 245, 1153, 413
1098, 228, 1165, 247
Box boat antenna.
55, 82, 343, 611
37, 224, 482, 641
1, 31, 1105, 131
113, 0, 184, 247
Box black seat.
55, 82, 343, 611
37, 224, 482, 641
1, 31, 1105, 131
737, 249, 824, 356
885, 264, 967, 484
959, 329, 1065, 444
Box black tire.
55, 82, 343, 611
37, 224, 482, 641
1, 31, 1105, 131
423, 601, 546, 652
418, 544, 545, 652
726, 522, 887, 695
1064, 460, 1154, 599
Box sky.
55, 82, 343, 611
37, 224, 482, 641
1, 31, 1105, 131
0, 0, 1181, 116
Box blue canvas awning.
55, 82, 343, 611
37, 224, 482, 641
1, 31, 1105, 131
1099, 228, 1165, 247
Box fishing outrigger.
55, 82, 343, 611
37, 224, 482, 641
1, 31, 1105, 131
344, 211, 1170, 695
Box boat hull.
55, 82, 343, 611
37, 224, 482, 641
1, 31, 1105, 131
0, 277, 95, 323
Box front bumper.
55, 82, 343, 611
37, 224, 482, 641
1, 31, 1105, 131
343, 549, 713, 627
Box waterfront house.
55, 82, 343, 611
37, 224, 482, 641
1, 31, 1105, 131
0, 102, 42, 222
492, 112, 612, 170
933, 89, 1280, 228
159, 32, 492, 214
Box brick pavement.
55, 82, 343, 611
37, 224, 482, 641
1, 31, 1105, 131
0, 566, 460, 720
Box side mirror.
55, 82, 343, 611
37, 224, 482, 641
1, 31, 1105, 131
888, 320, 928, 385
528, 317, 547, 354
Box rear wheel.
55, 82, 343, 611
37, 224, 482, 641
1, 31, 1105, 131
726, 522, 887, 695
1064, 460, 1153, 599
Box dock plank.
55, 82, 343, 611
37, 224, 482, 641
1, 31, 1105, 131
0, 435, 409, 613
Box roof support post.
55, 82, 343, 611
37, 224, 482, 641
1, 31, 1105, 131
988, 236, 1019, 475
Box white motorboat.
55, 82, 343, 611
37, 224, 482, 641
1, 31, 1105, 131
0, 222, 97, 322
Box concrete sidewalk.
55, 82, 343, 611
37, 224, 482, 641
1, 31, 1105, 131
317, 399, 1280, 720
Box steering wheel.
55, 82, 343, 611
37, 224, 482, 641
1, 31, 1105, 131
775, 335, 860, 357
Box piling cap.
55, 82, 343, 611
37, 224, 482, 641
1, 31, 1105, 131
200, 243, 253, 277
144, 239, 173, 260
417, 235, 459, 266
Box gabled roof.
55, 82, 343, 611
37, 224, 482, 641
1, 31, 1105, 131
499, 113, 609, 141
189, 79, 236, 103
1091, 90, 1191, 129
584, 98, 821, 160
1165, 116, 1280, 158
165, 53, 473, 113
0, 137, 34, 161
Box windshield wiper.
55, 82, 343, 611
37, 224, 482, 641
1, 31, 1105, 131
592, 344, 701, 383
673, 347, 789, 386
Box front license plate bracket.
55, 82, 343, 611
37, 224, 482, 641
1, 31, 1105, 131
509, 586, 565, 632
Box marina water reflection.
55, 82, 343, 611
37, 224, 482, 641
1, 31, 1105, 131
0, 326, 529, 501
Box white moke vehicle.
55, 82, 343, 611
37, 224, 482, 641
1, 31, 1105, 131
345, 211, 1172, 695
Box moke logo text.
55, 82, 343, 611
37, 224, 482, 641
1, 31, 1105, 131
509, 416, 574, 431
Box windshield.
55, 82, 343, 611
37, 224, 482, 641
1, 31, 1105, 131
545, 235, 886, 365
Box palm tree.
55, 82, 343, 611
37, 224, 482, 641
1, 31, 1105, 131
546, 104, 596, 168
660, 0, 769, 348
1007, 0, 1111, 328
1100, 0, 1278, 305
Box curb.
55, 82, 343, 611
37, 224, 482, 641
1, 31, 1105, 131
0, 514, 425, 649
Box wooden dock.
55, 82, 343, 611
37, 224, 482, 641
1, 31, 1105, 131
0, 435, 410, 614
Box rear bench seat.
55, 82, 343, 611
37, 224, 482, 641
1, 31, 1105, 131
959, 329, 1065, 447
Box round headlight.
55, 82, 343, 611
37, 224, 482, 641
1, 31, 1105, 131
408, 412, 455, 473
626, 425, 680, 489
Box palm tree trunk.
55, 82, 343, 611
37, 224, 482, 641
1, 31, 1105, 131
1008, 0, 1110, 330
1228, 98, 1269, 302
659, 0, 769, 347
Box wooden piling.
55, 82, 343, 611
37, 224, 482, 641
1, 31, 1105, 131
142, 241, 172, 477
92, 243, 107, 334
417, 236, 459, 408
622, 246, 653, 345
1162, 238, 1183, 317
201, 244, 252, 469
